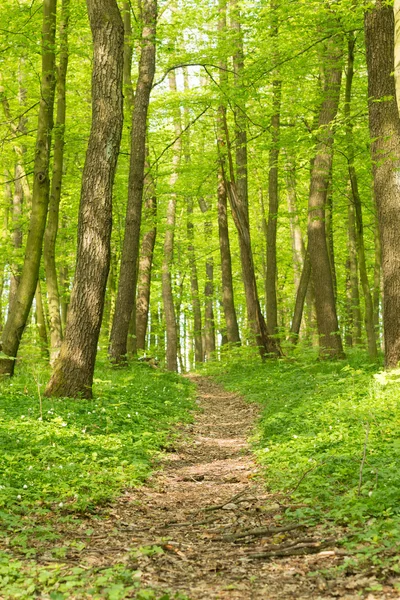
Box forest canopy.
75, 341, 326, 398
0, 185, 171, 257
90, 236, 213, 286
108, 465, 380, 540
0, 0, 399, 394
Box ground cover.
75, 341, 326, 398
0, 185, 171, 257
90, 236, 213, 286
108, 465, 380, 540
0, 357, 195, 598
204, 347, 400, 584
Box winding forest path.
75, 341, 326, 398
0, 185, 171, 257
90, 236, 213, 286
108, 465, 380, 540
78, 376, 395, 599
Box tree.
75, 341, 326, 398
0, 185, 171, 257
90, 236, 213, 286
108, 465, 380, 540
109, 0, 157, 364
365, 1, 400, 367
0, 0, 57, 376
307, 34, 344, 359
161, 71, 181, 372
44, 0, 70, 364
45, 0, 124, 398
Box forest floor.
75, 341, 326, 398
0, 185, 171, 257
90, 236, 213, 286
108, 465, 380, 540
41, 375, 398, 599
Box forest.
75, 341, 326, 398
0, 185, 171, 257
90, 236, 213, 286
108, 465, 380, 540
1, 0, 400, 597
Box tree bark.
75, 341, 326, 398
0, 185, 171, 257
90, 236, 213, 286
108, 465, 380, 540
9, 165, 24, 312
345, 33, 377, 358
162, 71, 181, 371
109, 0, 157, 364
289, 247, 311, 344
225, 2, 280, 358
307, 35, 344, 358
216, 0, 240, 346
394, 0, 400, 115
135, 158, 157, 351
373, 212, 381, 337
365, 2, 400, 367
0, 0, 57, 376
45, 0, 124, 398
266, 0, 281, 337
346, 199, 362, 346
199, 198, 216, 360
44, 0, 70, 365
184, 69, 203, 364
0, 175, 11, 334
35, 281, 49, 358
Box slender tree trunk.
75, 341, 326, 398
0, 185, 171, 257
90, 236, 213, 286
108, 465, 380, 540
307, 35, 344, 358
44, 0, 70, 365
284, 155, 316, 342
216, 0, 240, 346
59, 262, 69, 331
183, 69, 203, 364
0, 175, 11, 333
365, 2, 400, 367
225, 2, 280, 358
162, 71, 181, 372
344, 34, 377, 358
347, 199, 362, 345
122, 1, 134, 110
45, 0, 124, 398
373, 212, 381, 336
217, 167, 241, 345
35, 281, 49, 357
135, 160, 157, 351
199, 198, 216, 360
0, 0, 57, 376
325, 180, 337, 300
285, 158, 304, 289
109, 0, 157, 363
266, 0, 281, 337
9, 167, 24, 312
187, 194, 203, 363
289, 247, 311, 344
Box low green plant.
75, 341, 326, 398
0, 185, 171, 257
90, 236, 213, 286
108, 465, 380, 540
0, 357, 195, 598
203, 347, 400, 569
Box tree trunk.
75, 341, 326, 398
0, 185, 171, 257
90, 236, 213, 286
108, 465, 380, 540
0, 0, 57, 376
225, 2, 280, 358
199, 198, 216, 360
394, 0, 400, 115
162, 71, 181, 372
365, 2, 400, 367
325, 180, 337, 300
289, 247, 311, 344
184, 69, 203, 364
216, 0, 240, 346
307, 35, 344, 358
9, 165, 24, 312
345, 33, 377, 358
187, 194, 203, 364
45, 0, 124, 398
217, 167, 240, 345
135, 159, 157, 351
373, 212, 381, 337
346, 199, 362, 346
109, 0, 157, 364
35, 281, 49, 358
0, 175, 11, 333
266, 1, 281, 337
44, 0, 70, 365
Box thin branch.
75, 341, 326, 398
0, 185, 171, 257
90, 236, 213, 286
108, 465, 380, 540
149, 105, 210, 172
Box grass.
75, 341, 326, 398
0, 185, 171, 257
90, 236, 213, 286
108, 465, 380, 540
203, 346, 400, 575
0, 356, 195, 599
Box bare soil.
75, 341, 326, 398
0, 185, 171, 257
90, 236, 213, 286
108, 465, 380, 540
41, 376, 400, 598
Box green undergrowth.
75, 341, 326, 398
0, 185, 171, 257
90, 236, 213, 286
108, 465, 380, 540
0, 357, 194, 598
203, 347, 400, 573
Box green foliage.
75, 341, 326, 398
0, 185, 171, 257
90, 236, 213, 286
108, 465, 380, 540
204, 348, 400, 564
0, 359, 194, 598
0, 552, 189, 599
0, 359, 194, 514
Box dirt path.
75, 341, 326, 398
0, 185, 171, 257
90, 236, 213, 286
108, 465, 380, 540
64, 376, 397, 599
